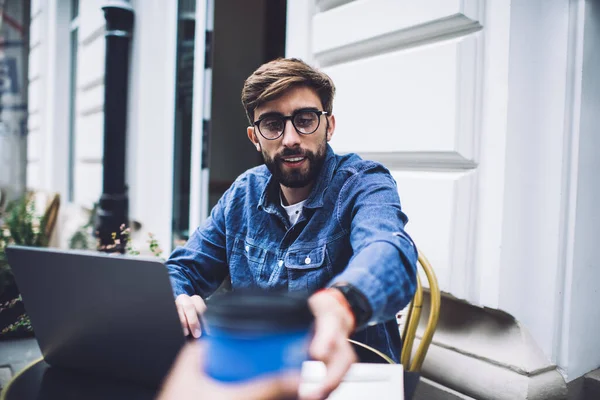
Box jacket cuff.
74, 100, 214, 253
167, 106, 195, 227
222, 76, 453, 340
330, 235, 417, 324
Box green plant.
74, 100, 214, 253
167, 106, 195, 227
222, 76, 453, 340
0, 227, 13, 290
119, 225, 164, 260
0, 295, 32, 335
0, 196, 50, 295
0, 195, 49, 337
120, 225, 139, 256
69, 218, 165, 260
147, 232, 164, 259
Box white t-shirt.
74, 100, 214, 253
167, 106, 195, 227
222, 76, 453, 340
280, 192, 306, 225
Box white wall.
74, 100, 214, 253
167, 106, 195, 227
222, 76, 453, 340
288, 0, 484, 303
27, 0, 71, 196
487, 0, 600, 381
27, 0, 104, 206
26, 0, 44, 190
73, 3, 105, 207
493, 0, 572, 364
562, 0, 600, 380
126, 0, 178, 252
287, 0, 600, 383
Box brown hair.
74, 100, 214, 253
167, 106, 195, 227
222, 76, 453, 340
241, 58, 336, 124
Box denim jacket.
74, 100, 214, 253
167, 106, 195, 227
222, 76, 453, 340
166, 145, 417, 362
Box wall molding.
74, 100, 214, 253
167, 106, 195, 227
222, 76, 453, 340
79, 104, 103, 117
316, 0, 352, 13
315, 15, 482, 67
423, 344, 567, 400
357, 151, 477, 171
456, 33, 484, 162
77, 157, 103, 164
79, 76, 104, 92
417, 294, 567, 400
453, 22, 484, 300
472, 0, 512, 308
553, 0, 585, 376
80, 25, 104, 47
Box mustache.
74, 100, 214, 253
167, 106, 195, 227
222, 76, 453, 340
276, 147, 309, 159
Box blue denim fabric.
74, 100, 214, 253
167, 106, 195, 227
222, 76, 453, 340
166, 145, 417, 362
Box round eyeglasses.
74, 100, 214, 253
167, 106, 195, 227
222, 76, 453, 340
253, 109, 329, 140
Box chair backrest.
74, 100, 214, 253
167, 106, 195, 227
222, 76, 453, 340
1, 190, 61, 244
22, 191, 61, 242
401, 250, 440, 372
347, 250, 441, 372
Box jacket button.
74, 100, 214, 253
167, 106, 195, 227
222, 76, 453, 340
278, 260, 284, 267
245, 245, 249, 252
305, 257, 311, 264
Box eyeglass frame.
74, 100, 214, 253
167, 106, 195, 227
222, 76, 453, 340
252, 108, 329, 140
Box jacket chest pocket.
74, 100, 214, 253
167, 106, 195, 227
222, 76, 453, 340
284, 245, 333, 293
231, 237, 268, 284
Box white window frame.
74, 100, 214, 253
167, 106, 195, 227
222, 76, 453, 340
67, 1, 79, 202
36, 0, 73, 199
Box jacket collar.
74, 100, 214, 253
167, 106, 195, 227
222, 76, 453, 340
258, 144, 337, 213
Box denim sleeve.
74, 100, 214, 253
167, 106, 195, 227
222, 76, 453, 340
330, 166, 418, 325
164, 195, 229, 299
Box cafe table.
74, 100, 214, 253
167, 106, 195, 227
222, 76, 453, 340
1, 357, 419, 400
1, 358, 156, 400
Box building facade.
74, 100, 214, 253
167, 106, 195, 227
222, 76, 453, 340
25, 0, 600, 398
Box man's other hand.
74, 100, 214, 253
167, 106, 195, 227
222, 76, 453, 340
158, 342, 301, 400
175, 294, 206, 338
305, 290, 357, 400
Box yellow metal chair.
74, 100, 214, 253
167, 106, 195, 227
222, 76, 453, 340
399, 250, 441, 371
348, 249, 441, 373
0, 190, 61, 245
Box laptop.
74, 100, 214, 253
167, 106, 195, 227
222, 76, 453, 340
5, 246, 185, 388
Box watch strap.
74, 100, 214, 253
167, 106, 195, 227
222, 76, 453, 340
331, 283, 373, 330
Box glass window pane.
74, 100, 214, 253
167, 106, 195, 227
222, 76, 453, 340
171, 0, 196, 247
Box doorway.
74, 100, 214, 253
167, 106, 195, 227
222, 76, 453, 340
171, 0, 287, 246
208, 0, 287, 210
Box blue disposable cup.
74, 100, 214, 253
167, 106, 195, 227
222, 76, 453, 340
202, 290, 314, 383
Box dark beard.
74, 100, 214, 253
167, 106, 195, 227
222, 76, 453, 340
261, 137, 327, 188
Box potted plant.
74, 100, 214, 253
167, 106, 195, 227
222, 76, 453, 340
0, 194, 54, 339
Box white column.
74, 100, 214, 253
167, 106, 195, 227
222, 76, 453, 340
126, 0, 178, 253
559, 0, 600, 381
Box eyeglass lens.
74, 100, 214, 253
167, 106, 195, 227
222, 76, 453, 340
259, 111, 320, 139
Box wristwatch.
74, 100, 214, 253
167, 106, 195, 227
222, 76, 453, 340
331, 283, 373, 330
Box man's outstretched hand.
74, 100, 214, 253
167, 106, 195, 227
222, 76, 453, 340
305, 289, 357, 400
175, 294, 206, 338
174, 290, 357, 399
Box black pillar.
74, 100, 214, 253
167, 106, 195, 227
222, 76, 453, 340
95, 1, 134, 251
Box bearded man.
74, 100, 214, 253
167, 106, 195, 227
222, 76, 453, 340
165, 58, 417, 400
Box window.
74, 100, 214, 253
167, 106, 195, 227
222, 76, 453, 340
171, 0, 196, 246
